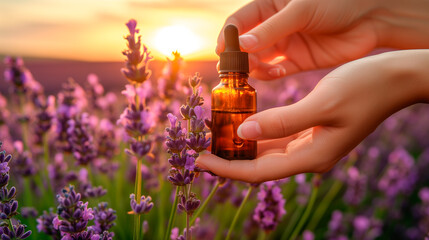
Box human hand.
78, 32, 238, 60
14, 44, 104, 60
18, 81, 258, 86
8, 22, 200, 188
196, 50, 429, 183
216, 0, 429, 80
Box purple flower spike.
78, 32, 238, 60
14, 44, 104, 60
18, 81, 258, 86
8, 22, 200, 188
168, 169, 195, 186
93, 202, 116, 234
344, 166, 367, 206
253, 181, 286, 232
37, 209, 60, 238
378, 148, 417, 198
128, 139, 152, 158
54, 186, 95, 237
130, 193, 154, 215
121, 19, 152, 84
178, 192, 200, 216
67, 113, 97, 166
168, 152, 187, 169
0, 142, 32, 239
126, 19, 138, 35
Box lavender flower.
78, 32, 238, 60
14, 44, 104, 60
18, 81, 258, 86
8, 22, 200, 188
81, 184, 107, 199
158, 51, 185, 100
53, 186, 95, 239
378, 148, 417, 198
0, 142, 32, 239
129, 193, 153, 214
37, 209, 61, 239
0, 223, 32, 240
86, 74, 105, 110
352, 215, 382, 240
92, 202, 116, 234
214, 179, 237, 204
67, 113, 97, 165
326, 210, 348, 240
12, 141, 36, 176
55, 79, 86, 152
20, 207, 38, 218
343, 166, 367, 206
118, 84, 154, 162
93, 231, 114, 240
48, 153, 78, 193
178, 191, 200, 216
167, 168, 195, 186
34, 95, 55, 145
3, 57, 38, 95
0, 94, 9, 126
253, 181, 286, 232
165, 114, 187, 155
121, 19, 152, 84
295, 174, 311, 206
302, 230, 315, 240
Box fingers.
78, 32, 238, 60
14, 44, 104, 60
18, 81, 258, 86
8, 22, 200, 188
237, 97, 326, 140
239, 1, 313, 52
216, 1, 264, 55
196, 127, 342, 183
249, 54, 303, 80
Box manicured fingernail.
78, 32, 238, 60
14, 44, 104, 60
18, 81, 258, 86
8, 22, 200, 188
195, 160, 208, 170
239, 34, 258, 50
237, 121, 262, 139
268, 66, 286, 78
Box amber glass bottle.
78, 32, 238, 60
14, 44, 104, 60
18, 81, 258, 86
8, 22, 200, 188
211, 24, 257, 160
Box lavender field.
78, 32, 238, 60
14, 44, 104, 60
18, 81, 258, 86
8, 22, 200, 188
0, 20, 429, 240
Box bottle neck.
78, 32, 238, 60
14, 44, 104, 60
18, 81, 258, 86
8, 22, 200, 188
219, 72, 249, 85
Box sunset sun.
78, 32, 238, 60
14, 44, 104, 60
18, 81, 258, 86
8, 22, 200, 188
152, 25, 203, 57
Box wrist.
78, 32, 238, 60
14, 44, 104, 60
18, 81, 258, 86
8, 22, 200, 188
380, 50, 429, 105
370, 0, 429, 49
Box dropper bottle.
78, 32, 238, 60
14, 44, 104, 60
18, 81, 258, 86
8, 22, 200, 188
211, 24, 257, 160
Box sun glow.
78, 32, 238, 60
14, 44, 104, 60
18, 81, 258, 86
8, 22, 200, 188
152, 25, 203, 58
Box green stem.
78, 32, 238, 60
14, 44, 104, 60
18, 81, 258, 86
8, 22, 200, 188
18, 94, 29, 151
226, 186, 253, 240
257, 230, 267, 240
157, 176, 166, 239
186, 213, 190, 240
289, 185, 319, 240
306, 156, 357, 231
8, 218, 16, 237
306, 180, 342, 231
190, 181, 220, 225
135, 157, 143, 240
164, 187, 180, 240
185, 184, 190, 240
280, 205, 304, 240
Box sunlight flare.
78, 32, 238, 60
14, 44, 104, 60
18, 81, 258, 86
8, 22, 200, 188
152, 25, 203, 57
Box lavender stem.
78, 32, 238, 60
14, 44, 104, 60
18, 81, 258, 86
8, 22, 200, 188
190, 181, 220, 226
226, 185, 253, 240
290, 180, 320, 240
164, 186, 180, 240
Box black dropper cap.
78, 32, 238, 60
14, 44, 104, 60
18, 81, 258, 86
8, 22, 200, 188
219, 24, 249, 73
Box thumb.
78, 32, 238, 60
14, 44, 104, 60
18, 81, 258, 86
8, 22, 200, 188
239, 1, 313, 52
238, 96, 326, 140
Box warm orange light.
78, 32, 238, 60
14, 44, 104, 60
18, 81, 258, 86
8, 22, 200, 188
152, 25, 203, 57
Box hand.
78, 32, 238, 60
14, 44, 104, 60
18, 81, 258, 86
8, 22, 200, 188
216, 0, 429, 80
196, 50, 429, 183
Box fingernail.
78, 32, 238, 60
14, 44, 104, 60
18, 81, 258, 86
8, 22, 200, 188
195, 160, 208, 170
268, 66, 286, 78
239, 34, 258, 50
237, 121, 262, 139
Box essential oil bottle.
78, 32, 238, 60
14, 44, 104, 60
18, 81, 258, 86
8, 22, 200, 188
211, 24, 257, 160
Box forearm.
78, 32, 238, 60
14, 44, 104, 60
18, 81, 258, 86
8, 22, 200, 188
380, 50, 429, 105
371, 0, 429, 49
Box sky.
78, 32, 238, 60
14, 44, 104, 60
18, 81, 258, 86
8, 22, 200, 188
0, 0, 251, 61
